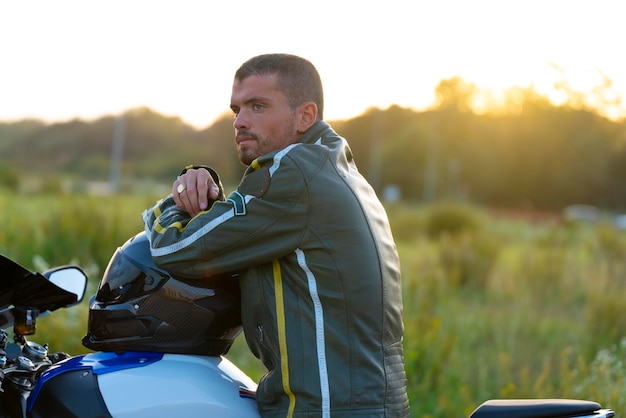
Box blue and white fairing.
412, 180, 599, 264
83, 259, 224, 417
28, 351, 260, 418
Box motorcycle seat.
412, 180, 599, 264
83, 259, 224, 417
468, 398, 607, 418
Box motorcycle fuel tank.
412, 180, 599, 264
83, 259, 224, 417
29, 351, 260, 418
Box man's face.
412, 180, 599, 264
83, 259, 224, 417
230, 73, 299, 166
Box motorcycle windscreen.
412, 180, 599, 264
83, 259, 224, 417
0, 255, 78, 311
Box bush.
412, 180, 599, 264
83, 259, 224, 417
0, 163, 19, 192
423, 201, 485, 239
438, 232, 500, 289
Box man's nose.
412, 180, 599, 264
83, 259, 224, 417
233, 112, 249, 130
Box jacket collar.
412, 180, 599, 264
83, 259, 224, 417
297, 120, 335, 145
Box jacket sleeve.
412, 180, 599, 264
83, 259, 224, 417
143, 151, 312, 279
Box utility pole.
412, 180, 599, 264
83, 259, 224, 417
368, 109, 383, 194
109, 113, 126, 193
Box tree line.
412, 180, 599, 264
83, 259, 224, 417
1, 77, 625, 211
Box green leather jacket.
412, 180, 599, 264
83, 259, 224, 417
143, 121, 409, 417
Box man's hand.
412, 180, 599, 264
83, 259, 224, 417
173, 168, 220, 217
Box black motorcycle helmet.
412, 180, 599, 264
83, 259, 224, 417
82, 232, 242, 355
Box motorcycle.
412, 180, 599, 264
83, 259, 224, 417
0, 232, 616, 417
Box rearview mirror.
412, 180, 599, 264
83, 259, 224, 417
47, 267, 88, 304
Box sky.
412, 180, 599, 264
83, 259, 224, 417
1, 0, 625, 129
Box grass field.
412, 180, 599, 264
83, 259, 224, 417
2, 192, 626, 417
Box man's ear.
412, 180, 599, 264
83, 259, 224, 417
296, 102, 318, 133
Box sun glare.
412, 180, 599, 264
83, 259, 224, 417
465, 63, 625, 120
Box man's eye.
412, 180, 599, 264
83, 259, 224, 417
252, 103, 264, 111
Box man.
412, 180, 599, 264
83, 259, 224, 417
143, 54, 409, 417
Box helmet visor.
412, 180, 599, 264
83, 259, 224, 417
96, 248, 165, 304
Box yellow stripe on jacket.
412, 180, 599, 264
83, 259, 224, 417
273, 259, 296, 417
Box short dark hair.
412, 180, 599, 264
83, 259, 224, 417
235, 54, 324, 120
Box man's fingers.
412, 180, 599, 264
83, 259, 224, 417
174, 180, 191, 213
173, 169, 215, 216
172, 180, 184, 207
186, 180, 204, 214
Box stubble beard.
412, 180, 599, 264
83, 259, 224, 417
237, 120, 298, 166
238, 147, 255, 166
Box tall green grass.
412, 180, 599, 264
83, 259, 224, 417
0, 191, 158, 357
387, 202, 626, 416
2, 193, 626, 417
